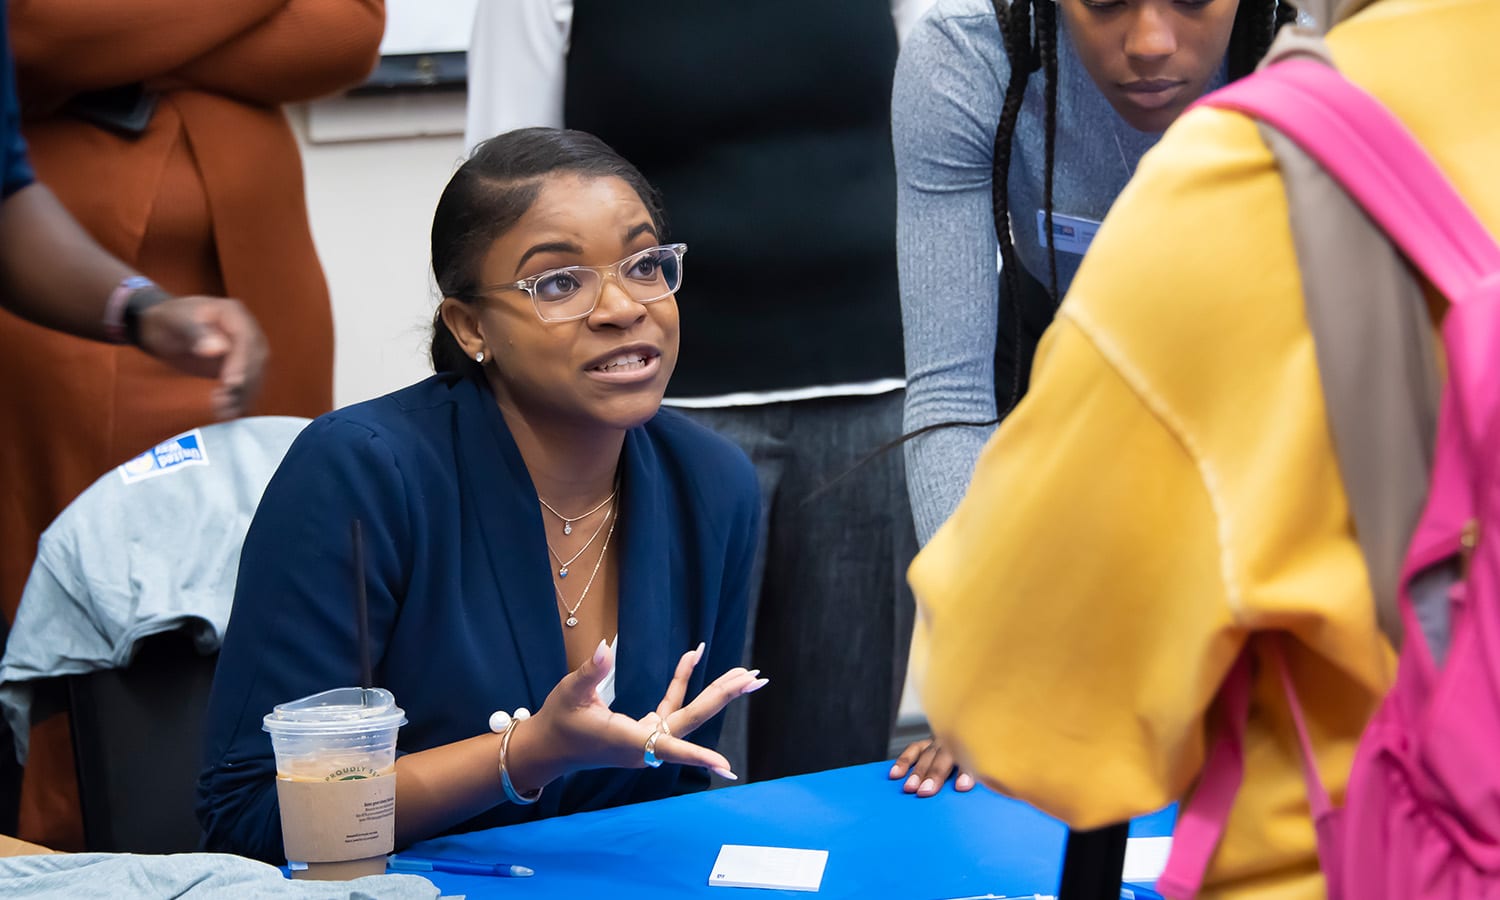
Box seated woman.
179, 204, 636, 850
197, 128, 766, 862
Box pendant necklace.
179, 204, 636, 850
554, 513, 616, 628
546, 503, 613, 578
538, 487, 616, 535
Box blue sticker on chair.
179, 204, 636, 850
117, 428, 210, 484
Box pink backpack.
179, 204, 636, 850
1155, 50, 1500, 900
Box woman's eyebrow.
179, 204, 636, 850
514, 223, 657, 275
515, 240, 583, 275
624, 222, 658, 243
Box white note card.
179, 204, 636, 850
708, 844, 829, 892
1122, 836, 1173, 883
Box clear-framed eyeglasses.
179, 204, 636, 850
480, 243, 687, 323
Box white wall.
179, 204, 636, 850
292, 94, 467, 408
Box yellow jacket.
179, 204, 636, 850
910, 0, 1500, 896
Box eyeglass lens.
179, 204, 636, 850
532, 246, 683, 320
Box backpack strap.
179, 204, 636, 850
1155, 649, 1252, 899
1268, 637, 1346, 898
1267, 639, 1334, 824
1156, 640, 1340, 900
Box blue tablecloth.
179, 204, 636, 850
401, 762, 1175, 899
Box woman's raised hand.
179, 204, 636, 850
524, 640, 768, 784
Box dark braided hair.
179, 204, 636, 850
989, 0, 1059, 413
992, 0, 1296, 416
1229, 0, 1301, 81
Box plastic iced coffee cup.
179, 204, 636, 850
263, 687, 406, 880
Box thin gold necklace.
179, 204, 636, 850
547, 502, 613, 578
538, 487, 617, 535
554, 513, 616, 628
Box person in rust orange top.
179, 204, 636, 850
0, 0, 384, 848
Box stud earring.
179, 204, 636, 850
475, 350, 486, 363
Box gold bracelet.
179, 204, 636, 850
498, 716, 542, 805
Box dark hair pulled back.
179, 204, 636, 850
429, 127, 666, 377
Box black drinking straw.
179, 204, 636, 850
352, 519, 373, 694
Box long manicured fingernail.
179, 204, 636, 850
745, 669, 761, 679
741, 677, 770, 695
695, 641, 706, 659
712, 767, 738, 781
593, 639, 609, 666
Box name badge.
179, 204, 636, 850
118, 428, 210, 484
1036, 210, 1102, 256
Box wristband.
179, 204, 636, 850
103, 275, 171, 345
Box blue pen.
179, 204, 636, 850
387, 854, 535, 878
1121, 884, 1166, 900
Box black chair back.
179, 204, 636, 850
66, 629, 219, 853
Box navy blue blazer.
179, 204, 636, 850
197, 373, 759, 862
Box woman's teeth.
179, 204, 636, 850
594, 354, 648, 372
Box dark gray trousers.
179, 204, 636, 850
681, 390, 918, 782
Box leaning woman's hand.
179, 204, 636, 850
523, 640, 767, 785
888, 737, 976, 798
